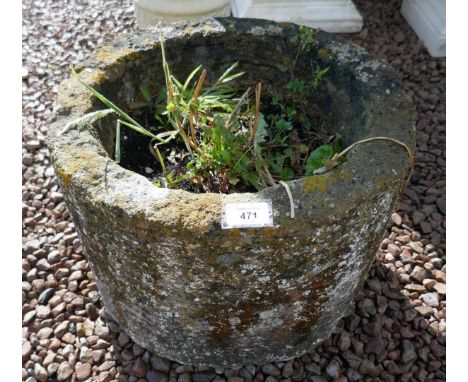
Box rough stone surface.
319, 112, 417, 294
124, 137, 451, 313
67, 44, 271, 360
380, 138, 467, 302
47, 16, 415, 367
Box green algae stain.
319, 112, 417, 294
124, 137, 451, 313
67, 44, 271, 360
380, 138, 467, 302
55, 166, 72, 189
95, 45, 140, 64
303, 169, 351, 194
262, 227, 278, 238
318, 48, 331, 60
303, 175, 333, 194
54, 148, 104, 189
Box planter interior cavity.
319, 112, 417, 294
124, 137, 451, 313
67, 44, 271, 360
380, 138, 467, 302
115, 78, 332, 190
48, 18, 416, 367
88, 25, 340, 187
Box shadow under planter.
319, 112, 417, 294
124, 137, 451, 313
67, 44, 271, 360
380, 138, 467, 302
47, 17, 416, 367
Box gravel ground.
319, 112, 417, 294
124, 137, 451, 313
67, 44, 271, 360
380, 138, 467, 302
22, 0, 446, 381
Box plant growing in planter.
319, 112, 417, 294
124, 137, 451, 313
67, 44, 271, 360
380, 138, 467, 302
48, 18, 416, 367
67, 26, 341, 194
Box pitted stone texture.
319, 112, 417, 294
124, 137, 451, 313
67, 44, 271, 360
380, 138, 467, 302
47, 17, 416, 367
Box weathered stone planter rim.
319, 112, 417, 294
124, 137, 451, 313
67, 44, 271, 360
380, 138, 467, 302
48, 18, 416, 226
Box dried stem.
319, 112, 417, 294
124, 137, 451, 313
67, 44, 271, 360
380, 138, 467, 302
332, 136, 414, 184
149, 139, 166, 174
193, 69, 207, 100
262, 164, 276, 186
251, 82, 262, 144
226, 86, 251, 128
188, 115, 197, 145
186, 69, 207, 151
177, 119, 202, 155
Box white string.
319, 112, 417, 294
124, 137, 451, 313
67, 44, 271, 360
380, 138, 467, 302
279, 180, 295, 219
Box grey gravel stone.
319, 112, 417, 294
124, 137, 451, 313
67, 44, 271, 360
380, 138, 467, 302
178, 373, 192, 382
280, 362, 293, 378
346, 368, 363, 382
129, 358, 148, 378
53, 321, 68, 338
176, 366, 194, 374
118, 331, 130, 347
325, 359, 341, 379
95, 325, 110, 338
227, 377, 244, 382
57, 362, 73, 381
338, 331, 352, 352
75, 362, 92, 380
26, 140, 41, 150
410, 266, 427, 283
37, 288, 55, 305
192, 372, 216, 382
24, 239, 40, 254
342, 351, 362, 370
79, 347, 93, 363
365, 336, 384, 354
23, 310, 36, 325
421, 292, 439, 307
358, 359, 375, 375
391, 213, 402, 226
305, 362, 321, 375
47, 250, 61, 264
34, 363, 48, 382
147, 370, 169, 382
262, 365, 281, 377
423, 278, 436, 289
151, 355, 171, 373
37, 327, 53, 340
408, 242, 424, 254
400, 340, 417, 364
85, 303, 99, 320
434, 282, 446, 294
310, 377, 327, 382
36, 304, 51, 319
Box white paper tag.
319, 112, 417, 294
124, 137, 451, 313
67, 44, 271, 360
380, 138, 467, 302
221, 200, 273, 229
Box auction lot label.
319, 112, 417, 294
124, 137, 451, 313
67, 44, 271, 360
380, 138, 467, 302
221, 200, 273, 229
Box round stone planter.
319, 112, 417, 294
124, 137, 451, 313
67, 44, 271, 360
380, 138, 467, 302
133, 0, 230, 26
47, 18, 415, 367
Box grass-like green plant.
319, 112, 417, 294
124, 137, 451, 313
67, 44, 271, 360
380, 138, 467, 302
67, 27, 340, 192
